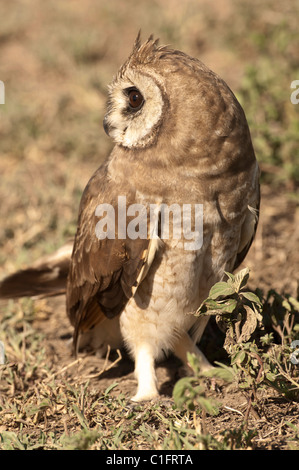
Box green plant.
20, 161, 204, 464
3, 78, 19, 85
196, 268, 263, 350
195, 268, 299, 419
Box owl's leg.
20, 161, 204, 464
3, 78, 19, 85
131, 343, 158, 402
173, 329, 212, 372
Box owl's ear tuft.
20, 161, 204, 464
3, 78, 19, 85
133, 31, 160, 54
133, 30, 142, 52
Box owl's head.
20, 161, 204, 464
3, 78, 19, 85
103, 34, 173, 149
103, 34, 245, 160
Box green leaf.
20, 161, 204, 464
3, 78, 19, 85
241, 291, 262, 306
201, 364, 235, 383
204, 299, 228, 310
289, 296, 299, 310
104, 382, 119, 396
172, 377, 192, 408
282, 299, 291, 311
72, 404, 88, 429
197, 396, 219, 416
266, 372, 277, 382
234, 267, 250, 292
209, 282, 236, 299
0, 431, 26, 450
222, 298, 238, 313
186, 352, 200, 374
200, 298, 238, 315
224, 271, 235, 282
282, 296, 299, 312
232, 350, 246, 364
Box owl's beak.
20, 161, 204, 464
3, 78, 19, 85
103, 115, 111, 136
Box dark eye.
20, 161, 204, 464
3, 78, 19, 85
128, 89, 144, 109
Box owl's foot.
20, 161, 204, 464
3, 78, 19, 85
131, 389, 159, 402
131, 343, 158, 402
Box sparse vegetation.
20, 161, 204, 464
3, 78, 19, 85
1, 270, 298, 449
0, 0, 298, 451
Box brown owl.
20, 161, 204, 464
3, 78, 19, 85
0, 35, 260, 402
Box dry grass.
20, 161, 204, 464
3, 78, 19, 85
0, 0, 298, 450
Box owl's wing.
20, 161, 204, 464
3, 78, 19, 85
233, 165, 260, 271
66, 162, 160, 354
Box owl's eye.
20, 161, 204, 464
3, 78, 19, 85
128, 89, 144, 110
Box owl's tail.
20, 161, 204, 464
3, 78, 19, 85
0, 241, 73, 299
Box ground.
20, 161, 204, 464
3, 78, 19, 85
0, 0, 298, 451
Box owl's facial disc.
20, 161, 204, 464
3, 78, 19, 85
104, 71, 164, 148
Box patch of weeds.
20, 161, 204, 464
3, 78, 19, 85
171, 350, 257, 450
200, 268, 298, 406
172, 268, 299, 447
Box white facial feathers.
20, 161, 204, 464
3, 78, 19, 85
105, 71, 164, 148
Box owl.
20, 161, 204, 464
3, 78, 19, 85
0, 34, 260, 402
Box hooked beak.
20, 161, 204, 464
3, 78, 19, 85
103, 115, 112, 136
